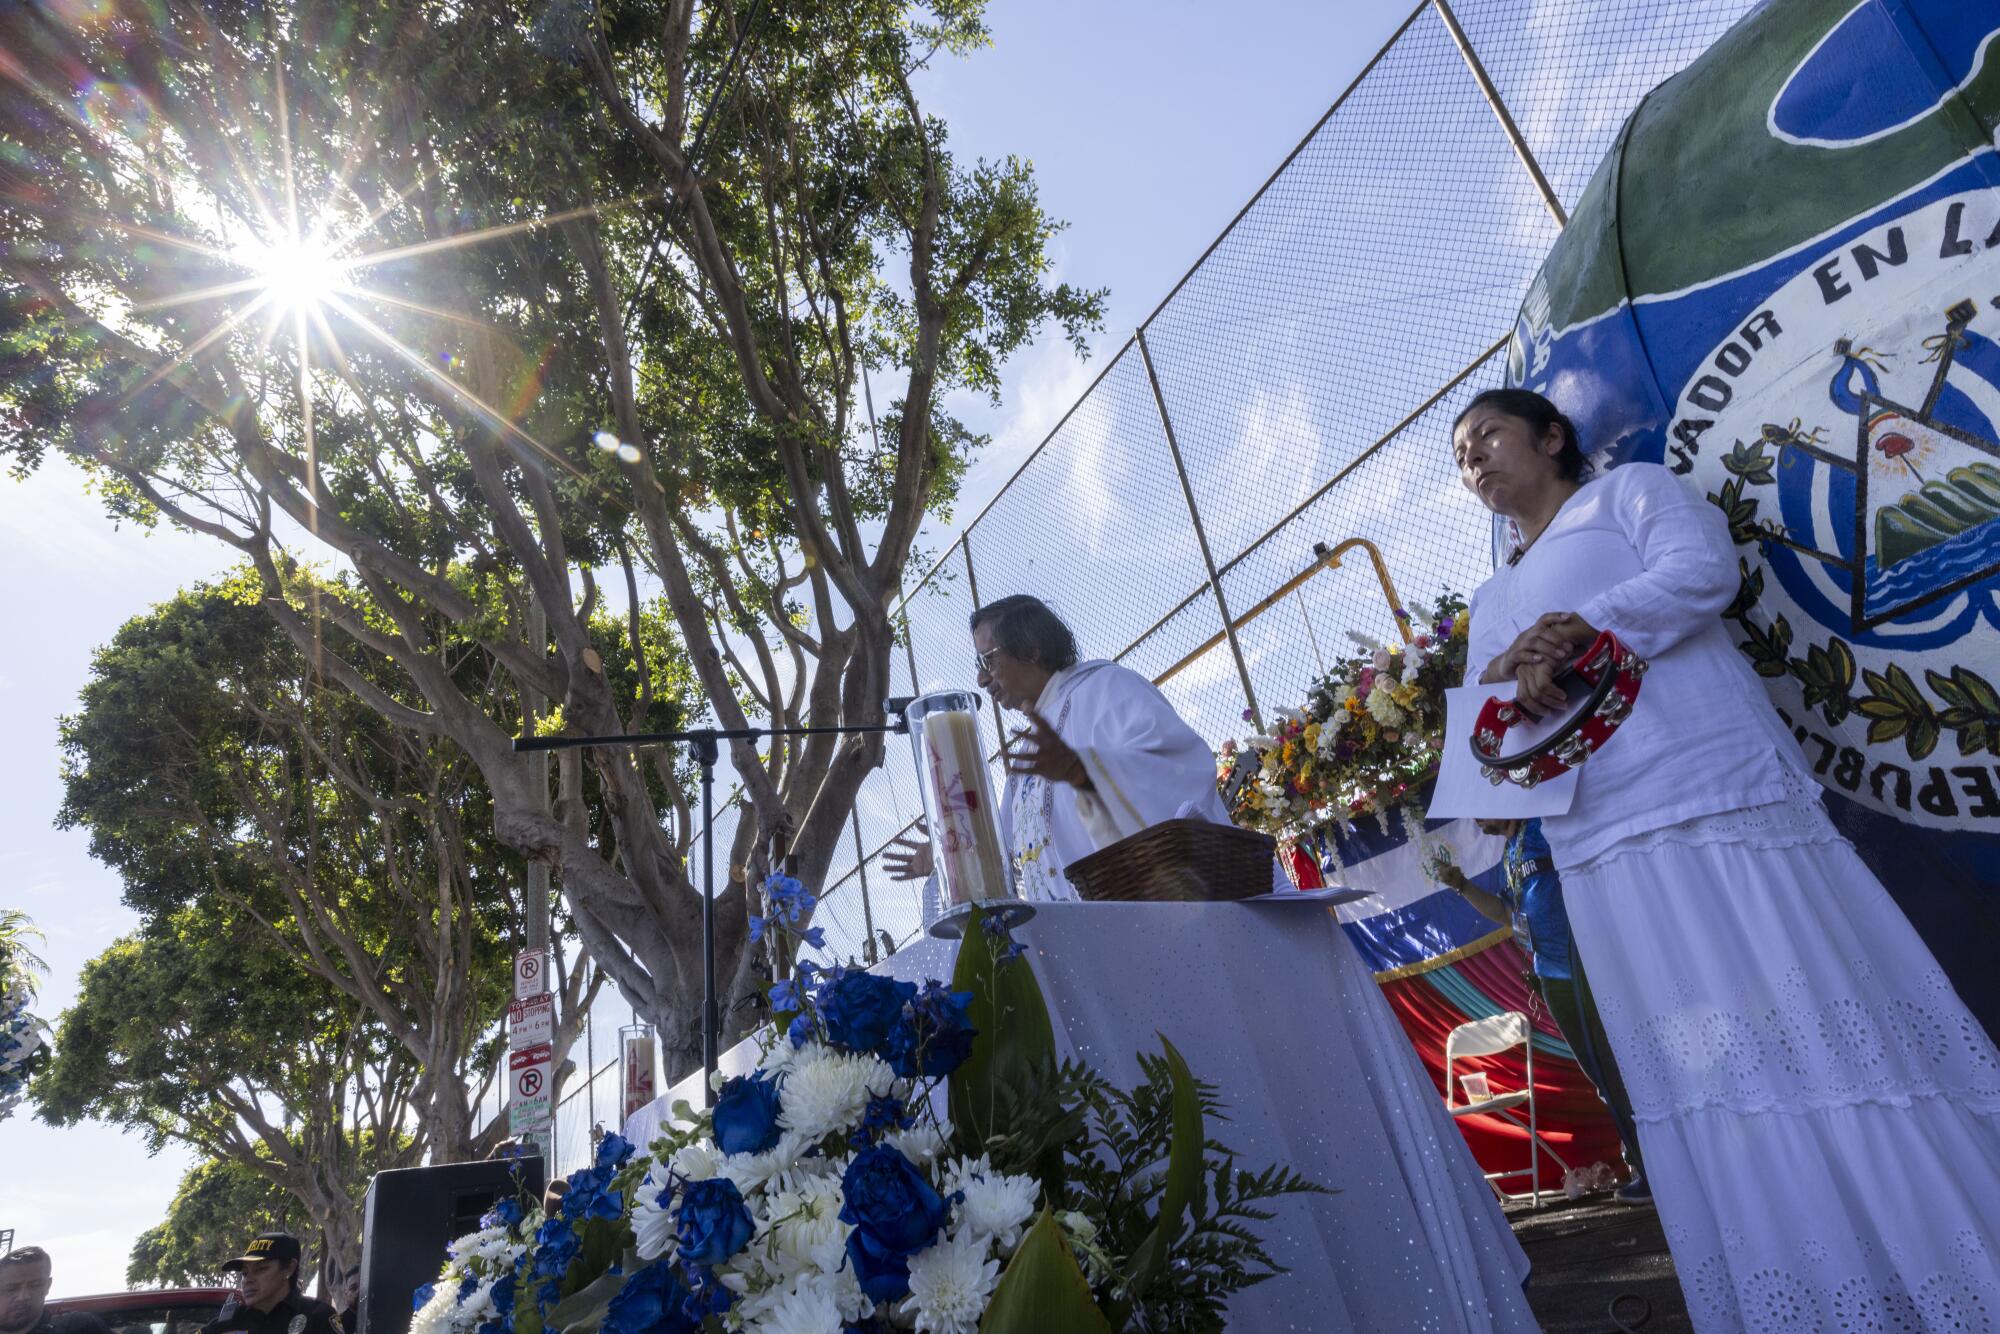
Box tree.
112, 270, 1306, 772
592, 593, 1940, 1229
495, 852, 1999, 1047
36, 914, 421, 1278
57, 578, 603, 1162
0, 909, 49, 1123
0, 0, 1101, 1074
128, 1158, 316, 1290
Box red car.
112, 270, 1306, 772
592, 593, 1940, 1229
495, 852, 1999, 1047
47, 1288, 236, 1334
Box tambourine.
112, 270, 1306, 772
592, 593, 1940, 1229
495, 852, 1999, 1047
1469, 630, 1647, 788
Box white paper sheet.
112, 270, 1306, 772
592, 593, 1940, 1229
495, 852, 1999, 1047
1426, 680, 1580, 820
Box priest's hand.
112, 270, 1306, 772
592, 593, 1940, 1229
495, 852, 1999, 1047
883, 822, 934, 881
1006, 708, 1093, 790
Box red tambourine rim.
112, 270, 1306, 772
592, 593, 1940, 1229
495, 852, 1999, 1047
1468, 631, 1646, 787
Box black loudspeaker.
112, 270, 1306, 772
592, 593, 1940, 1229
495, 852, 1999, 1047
358, 1157, 544, 1334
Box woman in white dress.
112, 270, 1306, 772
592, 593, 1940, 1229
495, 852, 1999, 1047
1455, 387, 2000, 1331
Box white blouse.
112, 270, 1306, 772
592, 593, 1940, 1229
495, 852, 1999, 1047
1467, 462, 1811, 869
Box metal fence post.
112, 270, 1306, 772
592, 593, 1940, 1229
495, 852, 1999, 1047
1430, 0, 1569, 227
852, 809, 877, 964
959, 532, 1011, 752
1135, 328, 1264, 732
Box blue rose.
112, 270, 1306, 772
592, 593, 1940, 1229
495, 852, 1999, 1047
531, 1216, 580, 1281
601, 1262, 698, 1334
675, 1177, 755, 1266
596, 1132, 635, 1168
487, 1272, 517, 1318
853, 1093, 914, 1147
409, 1285, 435, 1313
560, 1163, 624, 1222
818, 970, 917, 1055
884, 982, 977, 1079
712, 1070, 783, 1156
839, 1146, 949, 1302
479, 1197, 525, 1230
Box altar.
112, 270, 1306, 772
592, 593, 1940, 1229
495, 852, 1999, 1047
626, 894, 1537, 1330
882, 898, 1538, 1333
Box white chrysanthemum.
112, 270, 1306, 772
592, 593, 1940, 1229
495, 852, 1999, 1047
446, 1225, 519, 1267
719, 1129, 813, 1195
886, 1120, 949, 1167
901, 1229, 999, 1334
758, 1031, 807, 1076
941, 1156, 1039, 1252
777, 1048, 892, 1141
748, 1276, 845, 1334
630, 1163, 679, 1262
765, 1171, 849, 1276
455, 1278, 498, 1328
671, 1139, 724, 1181
1365, 684, 1404, 727
408, 1284, 456, 1334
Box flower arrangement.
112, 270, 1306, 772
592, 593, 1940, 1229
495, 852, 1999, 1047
416, 878, 1321, 1334
1217, 591, 1470, 838
0, 910, 49, 1123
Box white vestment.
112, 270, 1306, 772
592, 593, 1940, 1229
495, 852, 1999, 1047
998, 660, 1234, 902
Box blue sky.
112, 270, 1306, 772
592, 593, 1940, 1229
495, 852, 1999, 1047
0, 1, 1413, 1294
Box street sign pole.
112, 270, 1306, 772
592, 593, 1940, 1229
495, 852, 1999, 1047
509, 947, 554, 1161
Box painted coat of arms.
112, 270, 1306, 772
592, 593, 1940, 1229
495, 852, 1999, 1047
1508, 0, 2000, 838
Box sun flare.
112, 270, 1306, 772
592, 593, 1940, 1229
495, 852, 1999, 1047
238, 232, 349, 314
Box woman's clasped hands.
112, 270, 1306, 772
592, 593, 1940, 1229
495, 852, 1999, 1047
1479, 611, 1599, 718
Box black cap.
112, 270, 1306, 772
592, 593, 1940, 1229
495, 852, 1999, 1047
220, 1233, 301, 1272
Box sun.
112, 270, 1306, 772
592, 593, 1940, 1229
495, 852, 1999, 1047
237, 231, 350, 314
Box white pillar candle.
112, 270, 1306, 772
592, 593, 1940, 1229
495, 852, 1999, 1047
921, 706, 1010, 903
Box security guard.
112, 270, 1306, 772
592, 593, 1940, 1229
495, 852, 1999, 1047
199, 1235, 340, 1334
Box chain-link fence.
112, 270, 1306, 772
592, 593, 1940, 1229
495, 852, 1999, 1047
520, 1, 1763, 1166
781, 0, 1765, 970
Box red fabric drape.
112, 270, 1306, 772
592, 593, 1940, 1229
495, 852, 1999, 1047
1377, 938, 1625, 1183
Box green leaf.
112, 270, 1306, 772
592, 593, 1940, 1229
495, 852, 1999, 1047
1723, 559, 1765, 620
1859, 664, 1940, 760
1122, 1035, 1205, 1297
543, 1268, 625, 1334
949, 906, 1058, 1148
1927, 665, 2000, 756
1789, 636, 1856, 727
1706, 479, 1762, 545
978, 1209, 1113, 1334
1721, 438, 1777, 486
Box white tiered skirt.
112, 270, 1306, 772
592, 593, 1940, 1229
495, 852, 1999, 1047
1561, 774, 2000, 1332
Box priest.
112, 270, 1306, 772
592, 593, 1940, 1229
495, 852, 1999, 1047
885, 594, 1236, 903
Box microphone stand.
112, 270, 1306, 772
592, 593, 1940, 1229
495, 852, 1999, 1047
513, 718, 910, 1105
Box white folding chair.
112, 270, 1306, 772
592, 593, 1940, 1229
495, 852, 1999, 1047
1444, 1010, 1571, 1208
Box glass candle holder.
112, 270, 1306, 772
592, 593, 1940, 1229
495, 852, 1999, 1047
904, 690, 1014, 905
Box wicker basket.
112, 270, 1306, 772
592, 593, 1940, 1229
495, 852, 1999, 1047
1061, 819, 1277, 903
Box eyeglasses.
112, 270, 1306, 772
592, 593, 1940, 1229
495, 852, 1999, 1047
973, 646, 1003, 677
